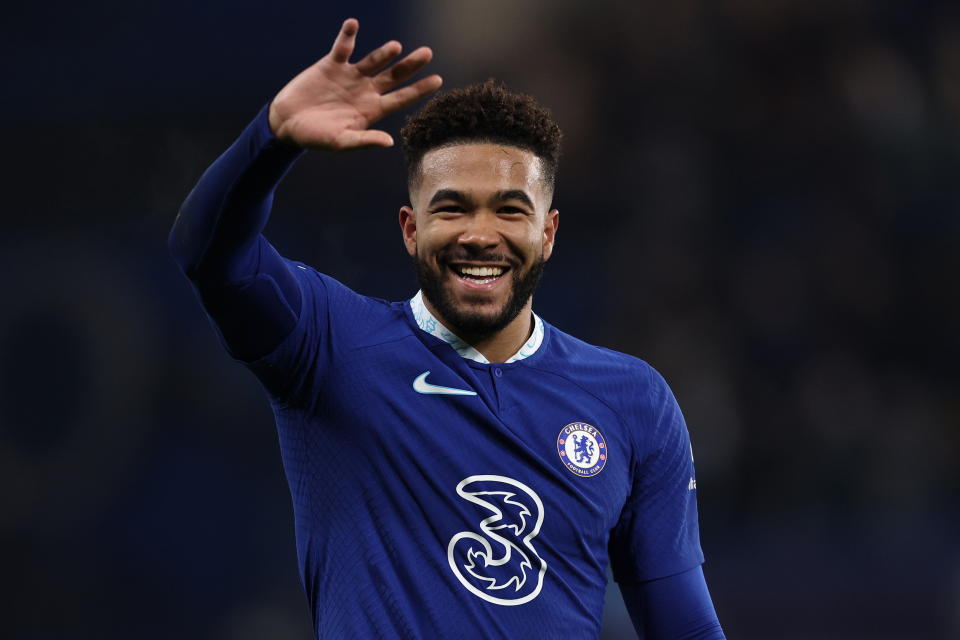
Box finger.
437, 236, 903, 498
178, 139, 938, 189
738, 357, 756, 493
373, 46, 435, 92
338, 129, 395, 149
381, 74, 443, 116
355, 40, 402, 76
330, 18, 359, 63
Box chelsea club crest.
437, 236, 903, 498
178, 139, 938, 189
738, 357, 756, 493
557, 422, 607, 477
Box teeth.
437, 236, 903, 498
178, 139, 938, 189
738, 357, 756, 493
458, 266, 504, 277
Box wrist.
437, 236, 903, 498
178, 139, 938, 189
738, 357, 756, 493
265, 100, 303, 150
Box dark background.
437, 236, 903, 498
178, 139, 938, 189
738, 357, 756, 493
2, 1, 958, 638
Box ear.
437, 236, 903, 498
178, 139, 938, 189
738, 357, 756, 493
542, 208, 559, 261
399, 205, 417, 257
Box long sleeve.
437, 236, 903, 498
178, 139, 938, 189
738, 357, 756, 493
168, 104, 307, 361
620, 566, 726, 639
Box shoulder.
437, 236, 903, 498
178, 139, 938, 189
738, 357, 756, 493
284, 259, 411, 347
538, 321, 666, 389
532, 321, 675, 416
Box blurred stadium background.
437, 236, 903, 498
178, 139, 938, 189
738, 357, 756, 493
2, 1, 958, 638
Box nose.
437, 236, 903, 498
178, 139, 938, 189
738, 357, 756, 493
457, 210, 501, 251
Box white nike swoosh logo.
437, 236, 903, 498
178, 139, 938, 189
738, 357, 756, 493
413, 371, 477, 396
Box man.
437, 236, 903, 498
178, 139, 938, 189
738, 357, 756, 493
169, 18, 725, 639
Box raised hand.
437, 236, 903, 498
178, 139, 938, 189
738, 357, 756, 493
267, 18, 442, 151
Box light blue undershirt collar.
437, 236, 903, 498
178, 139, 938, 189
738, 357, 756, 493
410, 290, 544, 363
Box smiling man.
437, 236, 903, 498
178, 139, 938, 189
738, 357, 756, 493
400, 98, 559, 363
169, 18, 724, 640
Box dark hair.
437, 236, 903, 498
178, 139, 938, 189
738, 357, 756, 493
400, 79, 562, 192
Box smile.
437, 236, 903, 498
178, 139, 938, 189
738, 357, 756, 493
449, 264, 510, 288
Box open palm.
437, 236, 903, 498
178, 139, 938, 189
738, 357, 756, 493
268, 18, 442, 150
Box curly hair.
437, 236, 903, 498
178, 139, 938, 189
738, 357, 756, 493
400, 79, 562, 192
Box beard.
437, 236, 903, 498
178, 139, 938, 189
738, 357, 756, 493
415, 249, 545, 340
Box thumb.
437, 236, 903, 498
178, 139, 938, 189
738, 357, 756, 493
341, 129, 394, 149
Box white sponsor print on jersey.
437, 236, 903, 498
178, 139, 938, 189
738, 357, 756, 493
447, 475, 547, 606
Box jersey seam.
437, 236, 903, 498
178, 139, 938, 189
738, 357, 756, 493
348, 332, 421, 353
615, 558, 705, 586
518, 362, 632, 432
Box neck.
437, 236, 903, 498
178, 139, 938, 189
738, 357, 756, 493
422, 297, 535, 363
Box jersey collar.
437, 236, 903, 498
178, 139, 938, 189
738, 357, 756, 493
410, 291, 544, 364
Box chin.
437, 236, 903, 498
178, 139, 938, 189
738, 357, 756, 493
438, 289, 516, 337
414, 253, 545, 339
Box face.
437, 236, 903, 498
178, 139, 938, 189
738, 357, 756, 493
399, 143, 559, 338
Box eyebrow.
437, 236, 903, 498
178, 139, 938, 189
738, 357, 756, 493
428, 189, 472, 207
427, 188, 535, 209
495, 190, 535, 209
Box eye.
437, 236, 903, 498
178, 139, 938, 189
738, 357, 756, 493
433, 205, 464, 213
498, 206, 527, 214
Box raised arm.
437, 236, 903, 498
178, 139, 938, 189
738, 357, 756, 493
168, 18, 441, 361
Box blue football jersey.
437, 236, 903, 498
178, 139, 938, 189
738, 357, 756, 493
229, 260, 704, 639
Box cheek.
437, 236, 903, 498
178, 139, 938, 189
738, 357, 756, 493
415, 227, 451, 260
512, 225, 547, 255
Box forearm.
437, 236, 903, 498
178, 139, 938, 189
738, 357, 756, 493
620, 566, 726, 640
168, 105, 307, 361
168, 104, 304, 284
